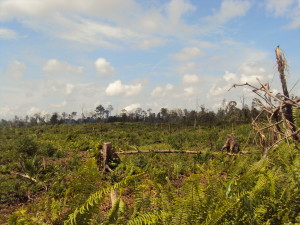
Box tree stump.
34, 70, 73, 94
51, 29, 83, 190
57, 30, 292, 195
99, 142, 120, 173
221, 133, 240, 153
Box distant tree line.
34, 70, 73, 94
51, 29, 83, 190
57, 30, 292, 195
0, 101, 260, 128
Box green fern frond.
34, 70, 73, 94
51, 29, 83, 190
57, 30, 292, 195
64, 173, 144, 225
204, 197, 241, 225
103, 198, 121, 224
127, 211, 169, 225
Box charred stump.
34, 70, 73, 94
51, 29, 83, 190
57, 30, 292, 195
97, 142, 120, 173
221, 133, 240, 153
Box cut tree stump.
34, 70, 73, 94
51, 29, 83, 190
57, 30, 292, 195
221, 133, 240, 153
99, 142, 120, 173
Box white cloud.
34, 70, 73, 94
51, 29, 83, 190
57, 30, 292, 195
124, 103, 141, 112
265, 0, 300, 29
189, 40, 216, 48
137, 38, 166, 50
208, 60, 273, 100
182, 74, 199, 84
177, 62, 197, 73
65, 83, 75, 95
0, 106, 15, 118
8, 60, 26, 80
237, 61, 271, 83
183, 86, 194, 96
151, 84, 174, 97
51, 100, 67, 108
0, 28, 17, 39
43, 59, 84, 75
172, 47, 204, 61
223, 71, 236, 81
26, 107, 41, 115
265, 0, 295, 16
105, 80, 142, 96
166, 0, 196, 24
204, 0, 251, 24
0, 0, 202, 49
95, 58, 115, 76
209, 84, 231, 97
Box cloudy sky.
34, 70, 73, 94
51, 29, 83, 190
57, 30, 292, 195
1, 0, 300, 119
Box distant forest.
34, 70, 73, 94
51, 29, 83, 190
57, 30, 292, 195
1, 100, 261, 127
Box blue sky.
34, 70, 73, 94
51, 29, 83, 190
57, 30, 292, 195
1, 0, 300, 119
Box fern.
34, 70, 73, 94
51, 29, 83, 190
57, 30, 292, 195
64, 173, 144, 225
103, 198, 125, 224
126, 211, 168, 225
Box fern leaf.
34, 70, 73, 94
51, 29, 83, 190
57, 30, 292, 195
64, 173, 144, 225
127, 211, 168, 225
104, 198, 121, 224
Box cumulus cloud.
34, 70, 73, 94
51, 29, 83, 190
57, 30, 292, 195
105, 80, 142, 96
209, 84, 231, 97
223, 71, 236, 81
209, 61, 273, 98
237, 61, 273, 82
7, 60, 26, 80
43, 59, 84, 76
0, 106, 16, 118
95, 58, 115, 76
182, 74, 199, 84
26, 107, 41, 115
124, 103, 141, 112
172, 47, 204, 61
65, 83, 75, 95
151, 84, 174, 97
0, 28, 18, 39
51, 100, 67, 108
177, 62, 197, 74
41, 59, 84, 97
183, 87, 194, 96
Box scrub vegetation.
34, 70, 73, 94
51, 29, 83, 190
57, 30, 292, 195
0, 47, 299, 224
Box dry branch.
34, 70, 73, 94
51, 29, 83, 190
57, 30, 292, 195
10, 171, 38, 183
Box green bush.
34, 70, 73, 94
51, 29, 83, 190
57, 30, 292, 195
167, 132, 187, 150
39, 143, 57, 157
14, 136, 38, 156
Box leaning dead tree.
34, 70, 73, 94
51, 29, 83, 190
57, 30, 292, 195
231, 46, 300, 157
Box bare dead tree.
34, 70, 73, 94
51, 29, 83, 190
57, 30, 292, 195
230, 46, 300, 157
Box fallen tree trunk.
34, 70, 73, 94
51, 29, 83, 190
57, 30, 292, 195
115, 150, 250, 155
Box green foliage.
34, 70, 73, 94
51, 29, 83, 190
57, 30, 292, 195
64, 173, 144, 225
0, 176, 30, 204
167, 132, 187, 150
1, 122, 299, 224
14, 136, 38, 156
39, 142, 57, 157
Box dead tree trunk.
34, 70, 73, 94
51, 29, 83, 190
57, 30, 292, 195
275, 46, 298, 140
221, 133, 240, 153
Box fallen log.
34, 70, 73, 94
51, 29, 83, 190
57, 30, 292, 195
115, 150, 250, 155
